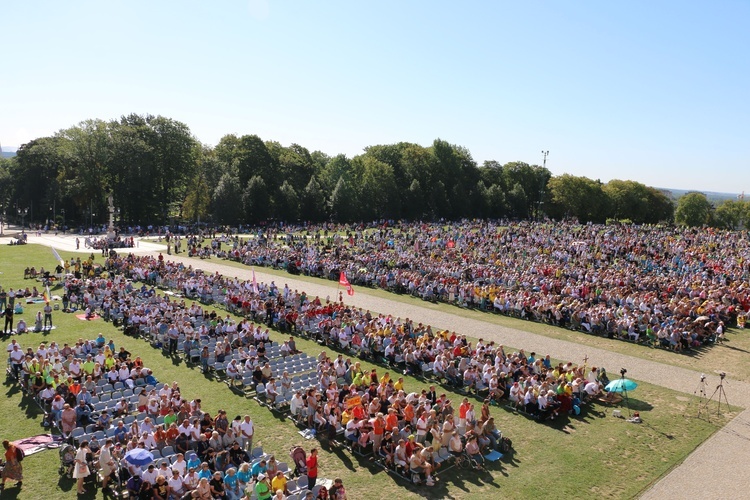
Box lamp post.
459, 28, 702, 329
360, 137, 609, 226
537, 150, 549, 221
61, 208, 66, 234
0, 205, 4, 236
17, 207, 29, 230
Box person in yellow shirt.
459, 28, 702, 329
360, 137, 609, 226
341, 407, 353, 426
393, 377, 405, 392
270, 470, 288, 495
380, 372, 391, 385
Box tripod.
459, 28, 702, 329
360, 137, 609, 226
701, 375, 730, 418
693, 376, 708, 418
619, 373, 632, 417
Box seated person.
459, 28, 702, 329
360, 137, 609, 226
16, 318, 28, 333
228, 442, 249, 467
464, 435, 484, 469
95, 410, 112, 431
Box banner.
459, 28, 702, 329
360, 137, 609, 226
345, 395, 362, 409
339, 272, 354, 296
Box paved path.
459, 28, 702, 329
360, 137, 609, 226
28, 236, 750, 499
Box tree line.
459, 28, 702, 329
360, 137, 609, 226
0, 113, 747, 229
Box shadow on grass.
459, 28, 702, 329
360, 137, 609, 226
3, 380, 45, 419
322, 442, 357, 472
719, 342, 750, 354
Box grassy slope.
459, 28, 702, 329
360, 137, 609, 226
0, 244, 737, 500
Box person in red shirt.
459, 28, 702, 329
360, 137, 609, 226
306, 448, 318, 489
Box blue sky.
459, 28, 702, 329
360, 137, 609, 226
1, 1, 748, 193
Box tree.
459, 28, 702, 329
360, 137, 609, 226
278, 143, 315, 193
242, 175, 271, 223
713, 200, 748, 229
675, 192, 713, 227
236, 135, 278, 189
274, 181, 300, 221
356, 155, 399, 219
547, 174, 609, 223
506, 183, 528, 219
320, 154, 353, 193
502, 161, 550, 219
213, 173, 243, 225
485, 184, 507, 219
301, 176, 327, 222
182, 172, 211, 222
329, 177, 357, 222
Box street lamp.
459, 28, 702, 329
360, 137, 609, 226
61, 209, 66, 234
17, 207, 29, 229
0, 205, 4, 236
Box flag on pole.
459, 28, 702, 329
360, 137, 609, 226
339, 272, 354, 296
50, 245, 64, 266
252, 270, 259, 294
43, 284, 51, 303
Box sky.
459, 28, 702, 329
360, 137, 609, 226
1, 0, 748, 193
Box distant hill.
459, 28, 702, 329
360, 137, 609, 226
660, 188, 742, 204
1, 146, 17, 159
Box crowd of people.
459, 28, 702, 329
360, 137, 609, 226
3, 236, 621, 497
45, 249, 618, 491
186, 221, 748, 350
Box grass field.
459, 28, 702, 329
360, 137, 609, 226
0, 243, 740, 500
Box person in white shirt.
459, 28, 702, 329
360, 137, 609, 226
172, 454, 187, 475
182, 468, 199, 491
6, 340, 20, 353
290, 391, 305, 419
265, 379, 278, 405
226, 360, 242, 386
168, 469, 184, 496
140, 432, 157, 450
239, 415, 254, 451
142, 464, 159, 485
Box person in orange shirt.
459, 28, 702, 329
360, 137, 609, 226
384, 408, 399, 432
371, 413, 385, 452
403, 402, 415, 427
69, 380, 82, 396
458, 398, 471, 433
165, 423, 180, 447
154, 425, 168, 449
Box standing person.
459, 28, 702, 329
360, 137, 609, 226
2, 304, 13, 335
73, 441, 92, 494
98, 439, 116, 491
240, 415, 254, 452
167, 322, 179, 355
306, 448, 318, 490
43, 301, 53, 329
1, 440, 23, 490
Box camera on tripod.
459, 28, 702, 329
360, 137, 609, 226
700, 374, 706, 382
719, 372, 726, 380
620, 368, 627, 376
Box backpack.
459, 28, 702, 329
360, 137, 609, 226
16, 447, 25, 462
500, 436, 512, 454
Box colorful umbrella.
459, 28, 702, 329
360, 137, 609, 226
124, 448, 154, 467
605, 378, 638, 393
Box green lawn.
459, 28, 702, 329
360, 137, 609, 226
0, 244, 739, 500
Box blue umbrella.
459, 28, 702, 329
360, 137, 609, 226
124, 448, 154, 467
605, 378, 638, 393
